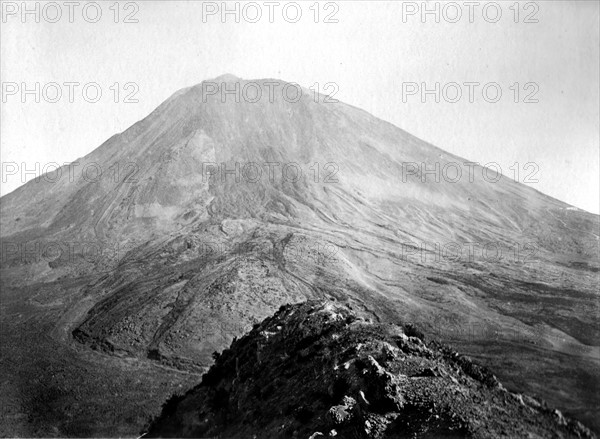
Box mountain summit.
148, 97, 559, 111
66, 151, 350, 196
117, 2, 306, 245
1, 76, 598, 434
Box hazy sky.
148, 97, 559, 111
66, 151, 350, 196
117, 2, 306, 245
1, 1, 598, 213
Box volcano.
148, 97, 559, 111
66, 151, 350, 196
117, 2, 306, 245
1, 75, 598, 436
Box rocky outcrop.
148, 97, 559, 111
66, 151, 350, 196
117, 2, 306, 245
143, 301, 594, 438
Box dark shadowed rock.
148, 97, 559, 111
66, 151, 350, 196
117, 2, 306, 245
143, 301, 595, 439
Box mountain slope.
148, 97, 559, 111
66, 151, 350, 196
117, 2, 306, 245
1, 75, 598, 434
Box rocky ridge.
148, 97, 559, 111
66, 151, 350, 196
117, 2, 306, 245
143, 301, 595, 439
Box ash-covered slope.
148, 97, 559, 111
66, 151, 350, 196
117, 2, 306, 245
143, 301, 594, 439
1, 75, 595, 257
